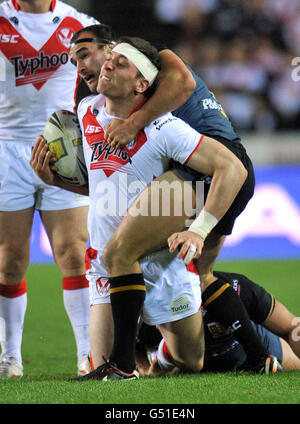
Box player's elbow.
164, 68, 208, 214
178, 70, 196, 101
236, 158, 248, 188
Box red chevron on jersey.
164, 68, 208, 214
82, 106, 147, 177
0, 16, 83, 90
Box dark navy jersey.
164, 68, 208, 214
173, 65, 241, 143
202, 271, 275, 358
154, 44, 241, 143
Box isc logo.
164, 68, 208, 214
85, 125, 103, 134
0, 34, 19, 43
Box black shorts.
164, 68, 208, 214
172, 136, 255, 235
202, 323, 282, 373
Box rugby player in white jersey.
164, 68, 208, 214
68, 26, 279, 375
30, 36, 254, 380
0, 0, 102, 378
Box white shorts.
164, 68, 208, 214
86, 247, 201, 326
0, 141, 89, 211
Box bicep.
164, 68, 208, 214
185, 136, 234, 176
159, 49, 196, 88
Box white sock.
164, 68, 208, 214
156, 338, 175, 371
0, 287, 27, 364
63, 284, 90, 360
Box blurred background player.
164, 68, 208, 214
135, 270, 299, 375
0, 0, 100, 378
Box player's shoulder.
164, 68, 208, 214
77, 94, 97, 114
146, 112, 182, 137
55, 0, 99, 26
214, 270, 249, 285
77, 94, 104, 117
0, 0, 12, 17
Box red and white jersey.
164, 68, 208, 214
0, 0, 99, 142
77, 94, 203, 256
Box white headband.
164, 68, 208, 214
112, 42, 159, 86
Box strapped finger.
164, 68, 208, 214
183, 244, 197, 265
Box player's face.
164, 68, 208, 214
97, 51, 145, 99
70, 35, 109, 93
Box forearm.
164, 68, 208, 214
128, 50, 196, 130
204, 162, 247, 221
53, 176, 89, 196
130, 77, 193, 129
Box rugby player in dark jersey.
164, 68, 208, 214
135, 271, 300, 374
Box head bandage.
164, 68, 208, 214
112, 42, 159, 86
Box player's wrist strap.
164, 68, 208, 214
188, 210, 218, 240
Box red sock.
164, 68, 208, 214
0, 279, 27, 298
62, 274, 89, 290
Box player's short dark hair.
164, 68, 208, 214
114, 36, 161, 98
71, 24, 114, 46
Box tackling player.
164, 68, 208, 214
135, 271, 300, 375
0, 0, 100, 378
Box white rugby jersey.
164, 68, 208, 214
0, 0, 99, 142
77, 94, 204, 259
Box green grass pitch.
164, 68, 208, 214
0, 260, 299, 405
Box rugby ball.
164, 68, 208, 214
44, 110, 88, 186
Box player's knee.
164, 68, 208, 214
0, 248, 28, 285
176, 355, 204, 373
53, 240, 86, 271
102, 235, 136, 274
171, 350, 204, 373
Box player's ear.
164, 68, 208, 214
135, 77, 150, 95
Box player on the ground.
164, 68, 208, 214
0, 0, 101, 378
135, 270, 300, 375
68, 25, 274, 374
31, 36, 274, 380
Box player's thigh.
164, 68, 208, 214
263, 300, 296, 338
158, 310, 205, 369
0, 207, 34, 280
279, 337, 300, 370
40, 206, 89, 261
109, 170, 196, 259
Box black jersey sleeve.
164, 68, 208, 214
214, 271, 275, 324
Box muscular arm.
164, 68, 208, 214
186, 136, 248, 221
168, 136, 247, 261
105, 49, 196, 147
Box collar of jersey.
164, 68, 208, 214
11, 0, 57, 12
92, 96, 148, 119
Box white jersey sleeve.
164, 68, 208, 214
147, 114, 204, 165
